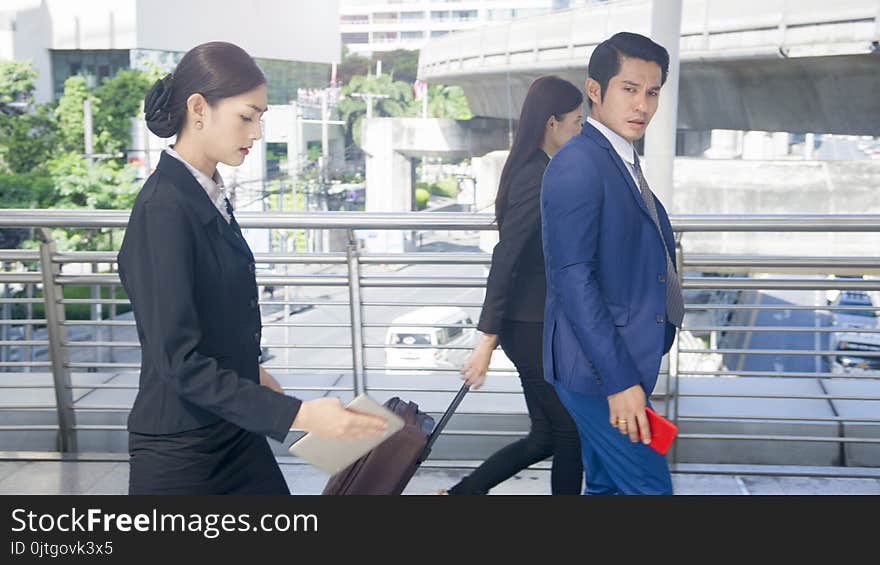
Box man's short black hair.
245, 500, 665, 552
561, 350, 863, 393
587, 32, 670, 107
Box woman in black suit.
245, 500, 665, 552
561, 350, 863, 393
441, 76, 585, 495
118, 42, 385, 495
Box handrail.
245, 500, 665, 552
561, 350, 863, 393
0, 210, 878, 471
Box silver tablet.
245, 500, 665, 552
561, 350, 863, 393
287, 394, 405, 475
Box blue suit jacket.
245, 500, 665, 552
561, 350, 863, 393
540, 121, 678, 397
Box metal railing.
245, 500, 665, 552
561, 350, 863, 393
1, 210, 879, 472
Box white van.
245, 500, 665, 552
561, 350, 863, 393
384, 307, 476, 374
384, 306, 518, 376
828, 291, 880, 374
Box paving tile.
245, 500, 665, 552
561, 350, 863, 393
0, 461, 118, 495
672, 474, 747, 495
2, 459, 879, 495
740, 475, 880, 495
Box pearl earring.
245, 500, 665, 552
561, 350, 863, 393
195, 121, 203, 130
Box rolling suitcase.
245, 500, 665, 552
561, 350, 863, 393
322, 384, 469, 495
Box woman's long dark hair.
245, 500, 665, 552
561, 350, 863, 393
494, 76, 583, 226
144, 41, 266, 138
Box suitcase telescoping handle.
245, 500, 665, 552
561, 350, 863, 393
418, 383, 469, 463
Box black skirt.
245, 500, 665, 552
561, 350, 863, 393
129, 420, 289, 495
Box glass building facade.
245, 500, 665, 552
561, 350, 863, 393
51, 49, 330, 105
50, 49, 131, 99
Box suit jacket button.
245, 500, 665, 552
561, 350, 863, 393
250, 298, 259, 309
249, 263, 256, 273
254, 331, 261, 343
656, 314, 664, 323
658, 274, 666, 283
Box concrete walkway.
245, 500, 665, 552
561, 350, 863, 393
1, 456, 878, 495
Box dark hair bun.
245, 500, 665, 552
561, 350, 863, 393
144, 74, 180, 138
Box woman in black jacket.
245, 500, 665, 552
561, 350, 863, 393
119, 42, 385, 495
442, 76, 585, 495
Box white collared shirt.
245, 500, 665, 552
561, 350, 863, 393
164, 147, 231, 223
586, 116, 640, 191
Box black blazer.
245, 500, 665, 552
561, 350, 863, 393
477, 151, 550, 335
118, 152, 300, 442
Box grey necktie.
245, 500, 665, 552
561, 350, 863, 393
632, 153, 685, 328
224, 197, 237, 227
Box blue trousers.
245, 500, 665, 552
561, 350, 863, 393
554, 383, 673, 495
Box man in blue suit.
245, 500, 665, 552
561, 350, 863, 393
540, 32, 682, 495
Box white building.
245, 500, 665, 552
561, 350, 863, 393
0, 0, 345, 252
340, 0, 604, 54
0, 0, 341, 104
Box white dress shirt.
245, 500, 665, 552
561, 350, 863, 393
586, 116, 640, 191
164, 147, 231, 223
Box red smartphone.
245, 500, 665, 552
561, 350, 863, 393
644, 407, 678, 455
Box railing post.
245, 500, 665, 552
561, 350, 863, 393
36, 228, 77, 452
91, 261, 104, 370
875, 2, 880, 47
670, 235, 684, 466
0, 261, 7, 367
346, 229, 366, 396
26, 278, 35, 371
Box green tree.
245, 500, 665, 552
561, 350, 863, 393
43, 152, 140, 251
0, 60, 37, 103
425, 84, 472, 120
55, 75, 100, 154
338, 45, 371, 85
48, 152, 139, 210
373, 49, 419, 84
0, 103, 58, 175
0, 62, 145, 252
0, 60, 55, 252
338, 74, 415, 148
92, 69, 154, 157
0, 61, 59, 175
0, 171, 54, 208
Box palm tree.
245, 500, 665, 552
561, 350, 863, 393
339, 74, 415, 148
425, 84, 472, 120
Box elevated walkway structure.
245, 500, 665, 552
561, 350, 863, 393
418, 0, 880, 134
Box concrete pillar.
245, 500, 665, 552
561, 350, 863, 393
771, 132, 789, 158
128, 111, 152, 178
287, 101, 302, 181
0, 25, 13, 62
742, 131, 768, 160
362, 118, 412, 253
473, 150, 508, 212
363, 119, 414, 213
743, 131, 790, 159
5, 3, 53, 104
803, 133, 815, 160
706, 129, 742, 159
643, 0, 683, 206
361, 117, 509, 252
473, 150, 509, 253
